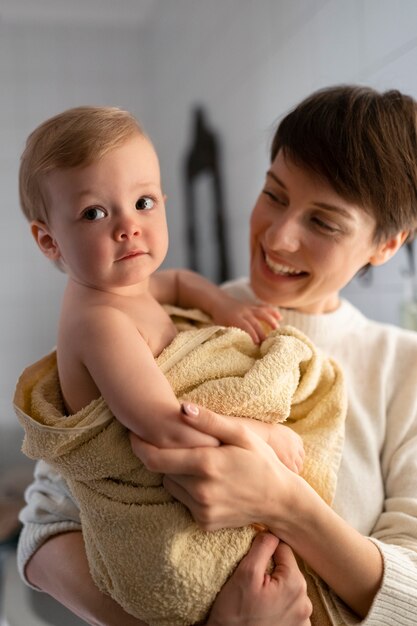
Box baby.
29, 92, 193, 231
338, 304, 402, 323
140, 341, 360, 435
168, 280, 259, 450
15, 106, 345, 625
21, 105, 300, 462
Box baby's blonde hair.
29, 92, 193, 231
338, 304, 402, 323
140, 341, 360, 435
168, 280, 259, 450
19, 106, 144, 223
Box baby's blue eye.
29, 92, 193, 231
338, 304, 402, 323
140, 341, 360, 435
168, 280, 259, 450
83, 207, 106, 221
135, 196, 154, 211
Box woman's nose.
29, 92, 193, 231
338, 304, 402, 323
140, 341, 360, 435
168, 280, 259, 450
265, 216, 301, 252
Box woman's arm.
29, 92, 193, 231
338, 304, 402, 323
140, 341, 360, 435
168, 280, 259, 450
27, 530, 311, 626
17, 462, 140, 626
25, 532, 147, 626
19, 460, 311, 626
131, 403, 383, 619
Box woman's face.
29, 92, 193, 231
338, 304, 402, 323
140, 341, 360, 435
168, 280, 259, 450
250, 150, 404, 314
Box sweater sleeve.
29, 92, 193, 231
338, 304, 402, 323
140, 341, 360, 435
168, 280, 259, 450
366, 539, 417, 625
340, 335, 417, 626
17, 460, 81, 588
362, 343, 417, 625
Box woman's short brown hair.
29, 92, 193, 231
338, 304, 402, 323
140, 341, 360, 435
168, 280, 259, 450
271, 85, 417, 241
19, 106, 144, 223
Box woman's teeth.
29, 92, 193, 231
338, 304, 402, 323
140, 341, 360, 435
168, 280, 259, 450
265, 255, 303, 276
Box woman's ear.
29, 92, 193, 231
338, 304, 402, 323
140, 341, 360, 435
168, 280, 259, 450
369, 231, 409, 267
31, 220, 61, 261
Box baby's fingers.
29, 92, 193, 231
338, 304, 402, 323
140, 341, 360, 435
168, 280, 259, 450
238, 316, 266, 344
252, 306, 281, 328
243, 307, 281, 342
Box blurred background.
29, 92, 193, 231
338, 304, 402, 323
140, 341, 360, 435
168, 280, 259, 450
1, 0, 417, 503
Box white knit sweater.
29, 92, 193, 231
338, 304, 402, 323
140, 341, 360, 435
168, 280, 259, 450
224, 279, 417, 625
18, 279, 417, 625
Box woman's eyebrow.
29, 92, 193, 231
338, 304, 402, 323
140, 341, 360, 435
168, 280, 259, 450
313, 202, 355, 220
266, 170, 287, 189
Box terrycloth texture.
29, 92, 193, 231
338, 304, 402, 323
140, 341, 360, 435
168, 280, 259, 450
17, 295, 417, 625
15, 314, 346, 626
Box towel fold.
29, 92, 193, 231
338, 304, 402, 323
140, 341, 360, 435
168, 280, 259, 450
14, 309, 346, 626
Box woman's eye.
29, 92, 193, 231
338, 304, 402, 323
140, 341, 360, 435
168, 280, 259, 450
83, 207, 106, 221
263, 190, 287, 205
135, 196, 154, 211
312, 217, 339, 233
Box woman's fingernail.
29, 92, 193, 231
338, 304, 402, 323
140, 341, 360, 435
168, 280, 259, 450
181, 403, 199, 417
251, 522, 270, 533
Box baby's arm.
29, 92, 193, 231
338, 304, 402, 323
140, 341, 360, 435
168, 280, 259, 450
150, 269, 281, 343
77, 308, 301, 465
75, 306, 218, 450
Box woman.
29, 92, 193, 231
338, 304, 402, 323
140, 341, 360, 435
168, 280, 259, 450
19, 85, 417, 625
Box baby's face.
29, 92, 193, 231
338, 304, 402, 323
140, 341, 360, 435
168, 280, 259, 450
38, 134, 168, 293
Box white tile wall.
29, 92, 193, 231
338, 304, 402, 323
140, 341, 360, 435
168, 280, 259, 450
0, 18, 146, 448
140, 0, 417, 329
2, 0, 417, 447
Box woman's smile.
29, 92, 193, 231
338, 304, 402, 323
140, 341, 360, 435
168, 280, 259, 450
249, 150, 387, 314
263, 249, 307, 278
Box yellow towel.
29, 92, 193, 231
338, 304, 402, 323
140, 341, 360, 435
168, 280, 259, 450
14, 311, 346, 626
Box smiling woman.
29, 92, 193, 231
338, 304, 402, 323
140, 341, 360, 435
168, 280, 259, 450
249, 150, 406, 314
130, 85, 417, 624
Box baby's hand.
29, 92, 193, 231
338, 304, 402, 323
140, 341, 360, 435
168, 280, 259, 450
211, 297, 281, 344
267, 424, 305, 474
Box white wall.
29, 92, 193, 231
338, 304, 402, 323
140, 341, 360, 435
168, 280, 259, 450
2, 0, 417, 461
0, 16, 147, 461
139, 0, 417, 322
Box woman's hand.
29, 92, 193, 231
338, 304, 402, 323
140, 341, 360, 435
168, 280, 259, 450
207, 533, 312, 626
130, 403, 298, 532
135, 407, 383, 620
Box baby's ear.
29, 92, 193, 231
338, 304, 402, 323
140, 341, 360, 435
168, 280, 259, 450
31, 220, 61, 261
